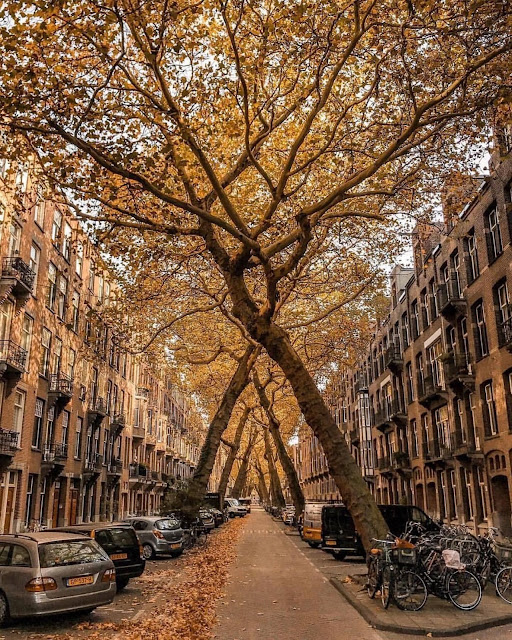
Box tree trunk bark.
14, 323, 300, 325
253, 320, 387, 550
263, 428, 285, 508
182, 344, 260, 514
255, 464, 270, 504
253, 373, 305, 516
218, 406, 251, 506
231, 428, 256, 498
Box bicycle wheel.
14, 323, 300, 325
196, 531, 208, 547
394, 570, 428, 611
381, 566, 392, 609
495, 566, 512, 604
447, 570, 482, 610
367, 557, 379, 599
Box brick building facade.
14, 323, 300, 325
295, 134, 512, 535
0, 159, 204, 532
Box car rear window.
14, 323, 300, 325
95, 527, 138, 549
39, 540, 108, 567
155, 519, 180, 531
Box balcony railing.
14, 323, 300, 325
384, 344, 403, 372
129, 463, 148, 479
500, 316, 512, 351
0, 429, 19, 455
418, 369, 445, 405
107, 457, 123, 475
0, 340, 27, 374
1, 257, 36, 293
436, 276, 465, 318
132, 425, 145, 439
83, 453, 103, 473
377, 456, 392, 472
42, 441, 68, 462
392, 451, 411, 470
88, 396, 107, 419
135, 387, 150, 399
442, 352, 474, 389
49, 373, 74, 397
110, 413, 126, 434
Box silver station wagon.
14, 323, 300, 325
0, 532, 116, 625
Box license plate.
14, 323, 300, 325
171, 543, 182, 549
110, 553, 128, 561
67, 575, 94, 587
326, 540, 337, 546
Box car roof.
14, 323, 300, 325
125, 516, 170, 522
48, 522, 133, 533
0, 532, 91, 544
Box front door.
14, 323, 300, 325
69, 489, 78, 525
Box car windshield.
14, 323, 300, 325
155, 519, 180, 530
39, 540, 108, 567
95, 527, 138, 549
229, 499, 240, 506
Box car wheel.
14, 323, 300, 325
80, 607, 96, 616
142, 544, 155, 560
0, 593, 9, 627
171, 550, 183, 558
116, 577, 130, 591
308, 542, 320, 548
333, 551, 347, 561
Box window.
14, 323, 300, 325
452, 251, 461, 297
496, 281, 511, 345
13, 389, 26, 435
473, 301, 489, 358
106, 379, 113, 415
429, 279, 438, 320
449, 470, 457, 521
32, 398, 44, 449
39, 477, 47, 523
476, 467, 488, 522
416, 352, 424, 394
7, 221, 21, 256
421, 289, 430, 327
61, 410, 69, 445
75, 416, 83, 459
62, 222, 72, 261
466, 230, 479, 282
40, 327, 51, 377
88, 260, 95, 292
483, 381, 499, 436
20, 314, 33, 360
421, 413, 430, 456
0, 158, 9, 179
15, 161, 29, 193
75, 241, 83, 277
34, 184, 46, 228
57, 275, 67, 319
102, 428, 108, 462
25, 474, 37, 527
460, 316, 469, 357
46, 405, 55, 444
486, 207, 503, 261
462, 468, 474, 521
71, 291, 80, 333
67, 348, 76, 379
51, 209, 62, 243
46, 263, 57, 310
98, 275, 104, 303
410, 419, 418, 458
29, 243, 40, 284
90, 366, 98, 403
401, 312, 410, 348
52, 337, 62, 375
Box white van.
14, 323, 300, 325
224, 498, 248, 518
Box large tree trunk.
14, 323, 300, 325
231, 428, 256, 498
182, 344, 260, 514
263, 428, 286, 508
253, 372, 305, 516
218, 406, 251, 506
255, 464, 270, 504
252, 319, 387, 550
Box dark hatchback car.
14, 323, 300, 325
321, 504, 439, 560
48, 523, 145, 590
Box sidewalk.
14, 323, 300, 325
332, 573, 512, 637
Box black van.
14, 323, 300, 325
48, 522, 145, 590
321, 504, 438, 560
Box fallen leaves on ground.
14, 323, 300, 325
74, 518, 245, 640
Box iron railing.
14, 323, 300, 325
0, 429, 19, 455
42, 441, 68, 462
0, 340, 27, 371
83, 453, 103, 472
442, 352, 473, 383
49, 373, 74, 396
1, 257, 36, 290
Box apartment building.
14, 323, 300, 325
296, 131, 512, 535
0, 159, 202, 532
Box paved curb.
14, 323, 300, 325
330, 577, 512, 637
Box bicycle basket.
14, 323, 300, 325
390, 547, 417, 565
495, 543, 512, 563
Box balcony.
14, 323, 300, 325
436, 277, 466, 319
384, 344, 403, 374
87, 396, 107, 425
1, 257, 36, 296
450, 430, 483, 459
48, 373, 74, 404
392, 451, 411, 472
0, 340, 27, 376
377, 456, 393, 475
442, 352, 474, 392
41, 442, 68, 475
132, 425, 145, 439
0, 429, 19, 457
418, 372, 446, 407
375, 406, 393, 433
107, 457, 123, 477
145, 432, 156, 447
135, 387, 150, 400
83, 453, 103, 474
110, 413, 126, 436
349, 429, 360, 444
500, 316, 512, 353
354, 378, 368, 394
129, 463, 148, 482
424, 438, 453, 463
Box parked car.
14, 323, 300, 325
124, 516, 184, 560
208, 508, 225, 527
199, 509, 215, 531
48, 523, 145, 591
0, 532, 116, 625
238, 498, 252, 513
321, 503, 439, 560
282, 506, 295, 525
302, 501, 328, 548
224, 498, 248, 518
